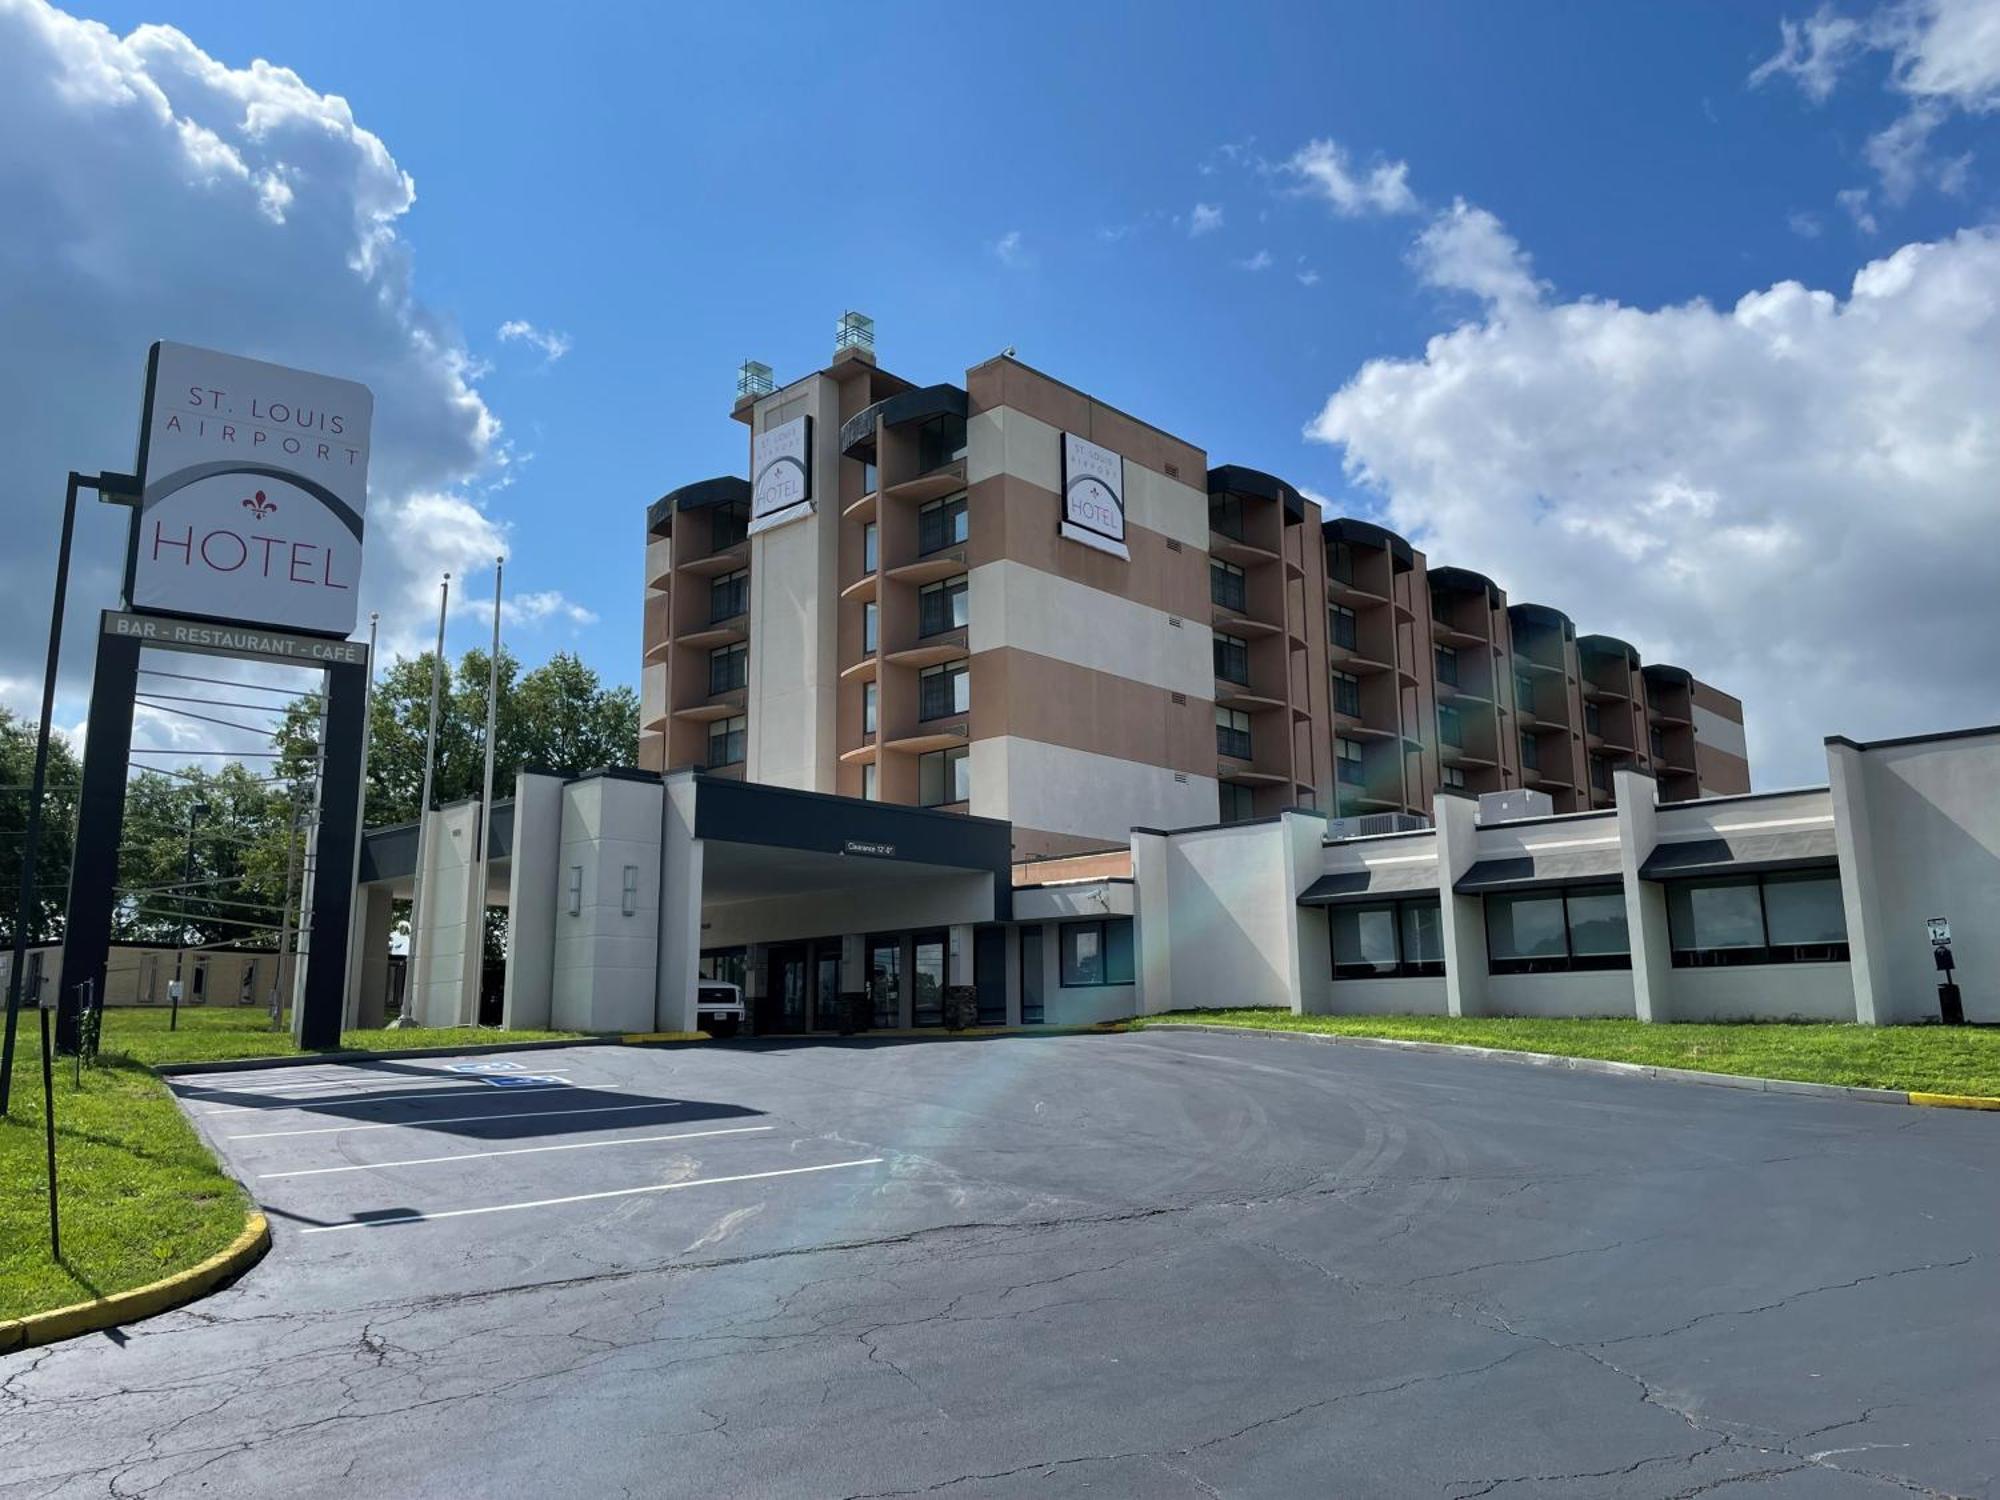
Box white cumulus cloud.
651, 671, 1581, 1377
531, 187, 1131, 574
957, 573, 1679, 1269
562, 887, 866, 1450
1308, 210, 2000, 787
1282, 137, 1420, 217
0, 0, 553, 740
497, 319, 572, 363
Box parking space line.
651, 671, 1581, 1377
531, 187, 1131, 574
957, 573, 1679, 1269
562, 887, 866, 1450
187, 1068, 578, 1098
200, 1083, 597, 1116
299, 1158, 887, 1234
228, 1099, 696, 1141
257, 1125, 776, 1179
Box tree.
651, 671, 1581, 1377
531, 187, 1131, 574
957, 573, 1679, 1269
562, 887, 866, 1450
115, 764, 297, 949
276, 647, 640, 829
0, 707, 82, 946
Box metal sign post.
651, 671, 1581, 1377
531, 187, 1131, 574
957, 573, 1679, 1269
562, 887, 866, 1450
38, 974, 60, 1258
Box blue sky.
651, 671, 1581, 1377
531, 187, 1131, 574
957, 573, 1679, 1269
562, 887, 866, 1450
6, 0, 2000, 783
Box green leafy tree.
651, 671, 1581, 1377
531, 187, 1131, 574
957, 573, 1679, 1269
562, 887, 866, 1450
114, 764, 298, 948
0, 707, 82, 946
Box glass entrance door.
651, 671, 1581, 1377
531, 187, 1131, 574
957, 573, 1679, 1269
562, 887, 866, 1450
1020, 927, 1044, 1025
765, 945, 808, 1033
811, 942, 842, 1032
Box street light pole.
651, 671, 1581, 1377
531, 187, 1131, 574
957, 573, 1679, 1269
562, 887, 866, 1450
394, 575, 450, 1029
169, 799, 208, 1031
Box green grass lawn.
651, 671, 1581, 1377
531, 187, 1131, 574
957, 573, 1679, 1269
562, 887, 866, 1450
1, 1027, 248, 1322
98, 1004, 587, 1067
1138, 1010, 2000, 1098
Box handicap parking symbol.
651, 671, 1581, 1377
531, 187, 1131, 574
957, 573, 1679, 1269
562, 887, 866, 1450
447, 1060, 525, 1074
481, 1074, 566, 1089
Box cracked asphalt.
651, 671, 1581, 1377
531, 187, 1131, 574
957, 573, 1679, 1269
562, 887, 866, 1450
2, 1027, 1995, 1498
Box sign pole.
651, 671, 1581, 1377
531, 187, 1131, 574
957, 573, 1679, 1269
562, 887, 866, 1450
473, 559, 502, 1027
39, 995, 60, 1257
395, 574, 450, 1028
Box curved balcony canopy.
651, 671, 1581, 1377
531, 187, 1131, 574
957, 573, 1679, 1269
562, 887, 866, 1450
838, 383, 969, 461
1207, 464, 1307, 524
1578, 633, 1640, 666
1642, 662, 1693, 689
1427, 565, 1502, 605
647, 475, 751, 535
1323, 515, 1414, 571
1508, 601, 1574, 637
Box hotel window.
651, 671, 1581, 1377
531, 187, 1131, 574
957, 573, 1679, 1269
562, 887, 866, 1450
1219, 781, 1256, 822
707, 714, 747, 768
917, 413, 968, 473
1589, 756, 1612, 793
1330, 898, 1444, 979
1441, 765, 1467, 791
1434, 645, 1458, 686
1667, 873, 1849, 967
1332, 669, 1361, 718
1328, 540, 1355, 585
912, 931, 946, 1026
919, 659, 969, 721
1337, 736, 1365, 785
1215, 706, 1253, 761
918, 745, 970, 807
1486, 884, 1631, 975
1584, 700, 1602, 736
863, 600, 878, 654
708, 642, 746, 695
918, 574, 969, 637
1329, 603, 1358, 651
1514, 671, 1535, 716
710, 568, 749, 623
1210, 559, 1247, 614
917, 492, 969, 555
1060, 918, 1134, 987
1519, 732, 1539, 772
1651, 726, 1668, 762
1209, 493, 1245, 541
709, 504, 748, 551
1438, 704, 1463, 749
862, 520, 878, 574
1213, 632, 1250, 686
862, 459, 878, 495
862, 679, 877, 735
862, 761, 878, 801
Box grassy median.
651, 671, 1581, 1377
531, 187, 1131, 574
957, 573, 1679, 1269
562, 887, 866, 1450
1138, 1010, 2000, 1098
1, 1007, 589, 1323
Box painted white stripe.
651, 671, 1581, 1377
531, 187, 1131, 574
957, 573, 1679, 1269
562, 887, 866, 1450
201, 1082, 590, 1116
258, 1125, 776, 1179
229, 1097, 676, 1141
298, 1158, 886, 1234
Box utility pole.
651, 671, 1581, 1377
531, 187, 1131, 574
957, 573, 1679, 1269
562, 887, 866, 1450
394, 575, 450, 1028
472, 559, 503, 1028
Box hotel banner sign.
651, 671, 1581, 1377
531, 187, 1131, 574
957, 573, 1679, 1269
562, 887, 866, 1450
749, 414, 814, 536
1060, 432, 1128, 560
131, 341, 373, 639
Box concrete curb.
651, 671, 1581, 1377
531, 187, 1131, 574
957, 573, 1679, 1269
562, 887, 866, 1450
1144, 1023, 2000, 1111
0, 1211, 271, 1355
152, 1034, 648, 1076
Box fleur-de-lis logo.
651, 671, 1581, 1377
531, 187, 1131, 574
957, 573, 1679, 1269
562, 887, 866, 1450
242, 490, 277, 520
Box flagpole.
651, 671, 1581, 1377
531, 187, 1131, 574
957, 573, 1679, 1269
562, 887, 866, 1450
394, 574, 450, 1028
472, 558, 503, 1027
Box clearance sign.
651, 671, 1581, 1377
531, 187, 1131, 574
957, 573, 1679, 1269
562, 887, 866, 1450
130, 341, 374, 638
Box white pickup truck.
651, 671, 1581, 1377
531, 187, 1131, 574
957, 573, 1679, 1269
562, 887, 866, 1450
696, 981, 745, 1037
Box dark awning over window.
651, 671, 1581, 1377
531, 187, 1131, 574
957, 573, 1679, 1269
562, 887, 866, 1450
1299, 858, 1438, 904
1454, 843, 1624, 892
838, 384, 968, 459
1640, 826, 1838, 881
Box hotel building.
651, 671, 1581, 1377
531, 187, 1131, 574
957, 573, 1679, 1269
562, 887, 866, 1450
638, 320, 1748, 860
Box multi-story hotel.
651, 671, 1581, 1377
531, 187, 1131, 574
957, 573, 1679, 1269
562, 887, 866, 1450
638, 319, 1748, 859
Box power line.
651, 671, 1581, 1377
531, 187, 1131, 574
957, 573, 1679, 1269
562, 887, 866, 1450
135, 668, 318, 698
132, 692, 316, 716
134, 700, 298, 738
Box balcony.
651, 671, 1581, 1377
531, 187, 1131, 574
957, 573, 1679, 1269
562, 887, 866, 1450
676, 539, 750, 578
678, 612, 748, 651
886, 551, 968, 587
672, 686, 747, 724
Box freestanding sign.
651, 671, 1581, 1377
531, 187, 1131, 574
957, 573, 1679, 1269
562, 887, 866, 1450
1061, 432, 1128, 560
130, 341, 373, 638
749, 414, 813, 536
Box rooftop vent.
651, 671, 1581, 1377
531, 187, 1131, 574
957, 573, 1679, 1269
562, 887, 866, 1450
1476, 788, 1554, 824
835, 311, 875, 354
736, 360, 774, 399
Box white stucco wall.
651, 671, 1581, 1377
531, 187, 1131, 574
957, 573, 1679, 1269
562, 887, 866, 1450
550, 777, 663, 1033
1154, 820, 1298, 1013
1669, 963, 1855, 1022
1484, 969, 1637, 1019
501, 772, 565, 1031
700, 872, 995, 950
972, 736, 1217, 848
1316, 977, 1449, 1016
966, 407, 1207, 548
967, 559, 1212, 699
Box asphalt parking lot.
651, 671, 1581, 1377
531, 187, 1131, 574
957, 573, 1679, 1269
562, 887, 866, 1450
3, 1028, 1995, 1499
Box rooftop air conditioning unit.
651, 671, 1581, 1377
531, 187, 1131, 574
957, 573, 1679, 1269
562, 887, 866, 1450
1477, 789, 1555, 824
1325, 812, 1432, 841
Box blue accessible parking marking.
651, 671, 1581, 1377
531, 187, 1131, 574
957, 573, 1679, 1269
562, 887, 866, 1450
446, 1061, 527, 1074
480, 1074, 568, 1089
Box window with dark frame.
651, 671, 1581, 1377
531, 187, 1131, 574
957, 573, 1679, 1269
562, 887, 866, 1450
1590, 756, 1612, 793
1210, 558, 1247, 613
1215, 706, 1252, 760
708, 642, 746, 695
1585, 700, 1602, 736
862, 521, 878, 574
1434, 645, 1458, 686
1329, 898, 1445, 979
918, 745, 969, 807
867, 935, 901, 1028
1332, 669, 1361, 718
1514, 671, 1536, 716
1328, 540, 1355, 585
1219, 782, 1256, 822
1666, 873, 1849, 967
1329, 603, 1358, 651
919, 659, 969, 721
1438, 704, 1463, 748
862, 679, 877, 735
917, 492, 969, 555
863, 600, 878, 654
918, 574, 969, 637
1213, 631, 1250, 685
1337, 736, 1365, 785
1060, 918, 1135, 987
917, 414, 968, 473
1519, 732, 1539, 772
1209, 493, 1245, 541
709, 504, 748, 551
1651, 725, 1668, 762
1441, 764, 1467, 791
911, 931, 946, 1026
1484, 884, 1632, 975
709, 568, 749, 623
706, 714, 747, 767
